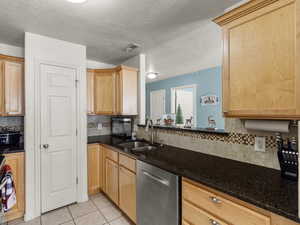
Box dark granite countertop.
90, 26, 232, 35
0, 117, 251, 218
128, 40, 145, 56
0, 143, 24, 154
88, 135, 299, 223
137, 124, 228, 134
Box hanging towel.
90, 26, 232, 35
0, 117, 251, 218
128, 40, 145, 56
0, 165, 16, 212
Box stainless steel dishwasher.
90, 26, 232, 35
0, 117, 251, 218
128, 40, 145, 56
137, 160, 180, 225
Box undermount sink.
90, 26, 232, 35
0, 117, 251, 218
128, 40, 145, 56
132, 146, 157, 152
118, 141, 157, 152
118, 141, 149, 149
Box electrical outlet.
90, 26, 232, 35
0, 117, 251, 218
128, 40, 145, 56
97, 123, 103, 130
255, 137, 266, 152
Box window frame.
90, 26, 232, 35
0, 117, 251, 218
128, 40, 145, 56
171, 84, 197, 126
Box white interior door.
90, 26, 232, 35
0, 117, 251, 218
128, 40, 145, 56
150, 89, 165, 121
40, 63, 77, 213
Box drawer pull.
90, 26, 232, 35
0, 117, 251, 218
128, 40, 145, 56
210, 196, 222, 204
209, 219, 220, 225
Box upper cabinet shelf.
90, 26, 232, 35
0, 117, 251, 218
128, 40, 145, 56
87, 65, 138, 116
0, 55, 24, 116
213, 0, 300, 119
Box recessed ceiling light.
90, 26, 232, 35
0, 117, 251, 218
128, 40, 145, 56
147, 72, 159, 80
66, 0, 87, 3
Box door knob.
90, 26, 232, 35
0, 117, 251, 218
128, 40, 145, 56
42, 144, 49, 149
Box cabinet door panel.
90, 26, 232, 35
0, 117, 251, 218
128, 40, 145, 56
120, 68, 138, 115
4, 61, 24, 115
119, 166, 136, 222
105, 158, 119, 204
87, 70, 95, 115
0, 61, 4, 115
87, 144, 101, 195
4, 153, 25, 221
94, 72, 115, 115
218, 0, 299, 119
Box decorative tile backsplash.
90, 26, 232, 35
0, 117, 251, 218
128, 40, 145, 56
87, 115, 111, 136
0, 116, 24, 131
146, 128, 278, 149
137, 118, 298, 170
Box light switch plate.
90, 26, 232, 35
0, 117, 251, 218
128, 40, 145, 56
255, 136, 266, 152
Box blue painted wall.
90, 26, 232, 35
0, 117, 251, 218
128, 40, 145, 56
146, 66, 225, 129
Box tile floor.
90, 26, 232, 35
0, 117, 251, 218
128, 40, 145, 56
2, 193, 133, 225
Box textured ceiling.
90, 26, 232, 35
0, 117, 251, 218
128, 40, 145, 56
0, 0, 241, 64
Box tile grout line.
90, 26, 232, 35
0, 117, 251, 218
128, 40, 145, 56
66, 206, 76, 225
90, 195, 110, 224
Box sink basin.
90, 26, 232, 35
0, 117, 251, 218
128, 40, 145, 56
118, 141, 149, 149
132, 146, 157, 152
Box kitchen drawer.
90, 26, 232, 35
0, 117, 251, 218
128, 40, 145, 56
119, 153, 136, 172
183, 200, 229, 225
104, 146, 118, 162
182, 180, 271, 225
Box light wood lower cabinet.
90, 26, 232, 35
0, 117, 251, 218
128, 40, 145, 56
4, 152, 25, 221
183, 179, 270, 225
101, 146, 137, 223
183, 199, 229, 225
119, 165, 136, 223
182, 178, 299, 225
105, 158, 119, 205
271, 214, 300, 225
87, 144, 103, 195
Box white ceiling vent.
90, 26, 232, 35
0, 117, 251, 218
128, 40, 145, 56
125, 43, 141, 53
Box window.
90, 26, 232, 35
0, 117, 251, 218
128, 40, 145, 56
150, 89, 166, 121
171, 85, 196, 126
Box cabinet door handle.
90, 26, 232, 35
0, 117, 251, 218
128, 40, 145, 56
209, 219, 220, 225
142, 171, 170, 186
209, 196, 222, 204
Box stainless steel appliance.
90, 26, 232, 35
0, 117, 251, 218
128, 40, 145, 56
0, 131, 21, 145
111, 117, 133, 138
137, 160, 180, 225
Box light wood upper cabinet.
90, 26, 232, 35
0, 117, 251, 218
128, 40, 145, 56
87, 144, 103, 195
213, 0, 300, 119
87, 65, 138, 115
87, 70, 95, 115
4, 152, 25, 222
0, 61, 5, 114
115, 66, 138, 115
94, 69, 116, 115
4, 61, 24, 116
0, 58, 24, 116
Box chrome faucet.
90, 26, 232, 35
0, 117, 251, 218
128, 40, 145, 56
146, 119, 154, 145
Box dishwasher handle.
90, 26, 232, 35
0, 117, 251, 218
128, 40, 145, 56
142, 170, 170, 186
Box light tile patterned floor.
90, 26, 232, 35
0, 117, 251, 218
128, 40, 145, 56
2, 193, 133, 225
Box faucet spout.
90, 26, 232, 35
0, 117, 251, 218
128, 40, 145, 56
146, 119, 154, 144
